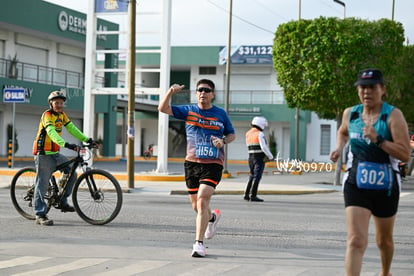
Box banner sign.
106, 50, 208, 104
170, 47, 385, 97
3, 88, 26, 103
219, 45, 273, 65
95, 0, 129, 13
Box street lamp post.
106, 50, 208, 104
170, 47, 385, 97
332, 0, 345, 186
295, 0, 301, 160
333, 0, 346, 18
223, 0, 232, 174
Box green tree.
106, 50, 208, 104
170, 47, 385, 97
272, 17, 405, 185
390, 45, 414, 127
272, 17, 405, 121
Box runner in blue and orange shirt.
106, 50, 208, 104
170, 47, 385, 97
158, 79, 235, 258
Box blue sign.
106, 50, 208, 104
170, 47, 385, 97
3, 88, 26, 103
95, 0, 129, 13
219, 45, 273, 65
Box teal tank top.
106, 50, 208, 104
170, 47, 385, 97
348, 102, 394, 163
344, 102, 402, 188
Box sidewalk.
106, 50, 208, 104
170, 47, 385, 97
1, 164, 413, 195
126, 170, 414, 195
0, 165, 344, 195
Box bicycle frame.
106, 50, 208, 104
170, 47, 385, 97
53, 146, 99, 204
43, 147, 82, 208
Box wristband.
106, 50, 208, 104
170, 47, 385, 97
375, 135, 385, 146
222, 137, 227, 144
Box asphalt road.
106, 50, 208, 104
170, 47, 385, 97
1, 185, 413, 275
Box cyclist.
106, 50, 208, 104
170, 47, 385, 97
32, 91, 95, 226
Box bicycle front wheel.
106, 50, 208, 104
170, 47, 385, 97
72, 169, 123, 225
10, 167, 37, 220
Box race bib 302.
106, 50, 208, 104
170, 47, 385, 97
356, 161, 393, 190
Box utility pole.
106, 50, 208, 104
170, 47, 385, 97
127, 0, 136, 189
295, 0, 301, 160
332, 0, 346, 186
223, 0, 233, 174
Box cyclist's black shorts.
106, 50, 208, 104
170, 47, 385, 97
184, 161, 223, 194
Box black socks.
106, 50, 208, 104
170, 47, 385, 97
209, 213, 216, 223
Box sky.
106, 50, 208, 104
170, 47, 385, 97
43, 0, 414, 48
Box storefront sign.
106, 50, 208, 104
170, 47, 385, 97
95, 0, 129, 13
58, 11, 86, 35
219, 45, 273, 65
57, 10, 109, 40
3, 88, 26, 103
2, 86, 32, 103
229, 107, 261, 115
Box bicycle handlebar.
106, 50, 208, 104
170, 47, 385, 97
84, 141, 100, 150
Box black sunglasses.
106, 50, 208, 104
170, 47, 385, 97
197, 87, 213, 93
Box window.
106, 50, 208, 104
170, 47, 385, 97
320, 124, 331, 155
199, 66, 216, 75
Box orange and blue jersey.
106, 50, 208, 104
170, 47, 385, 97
172, 105, 235, 165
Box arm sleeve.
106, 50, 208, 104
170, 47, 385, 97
258, 132, 273, 159
65, 122, 89, 142
171, 105, 188, 120
220, 109, 235, 136
45, 125, 66, 147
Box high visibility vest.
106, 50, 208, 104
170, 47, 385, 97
246, 128, 264, 156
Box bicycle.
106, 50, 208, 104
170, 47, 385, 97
143, 144, 154, 160
10, 142, 123, 225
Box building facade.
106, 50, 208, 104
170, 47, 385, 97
117, 46, 337, 162
0, 0, 119, 158
1, 1, 337, 163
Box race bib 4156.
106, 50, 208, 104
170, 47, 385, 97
195, 144, 219, 159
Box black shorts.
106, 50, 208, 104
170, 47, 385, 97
343, 180, 400, 218
184, 161, 223, 194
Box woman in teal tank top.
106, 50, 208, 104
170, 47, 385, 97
330, 69, 411, 276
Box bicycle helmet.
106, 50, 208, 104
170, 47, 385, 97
48, 91, 66, 103
251, 116, 268, 130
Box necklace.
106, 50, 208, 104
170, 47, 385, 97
362, 113, 379, 125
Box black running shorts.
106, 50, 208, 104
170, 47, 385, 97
343, 180, 400, 218
184, 161, 223, 194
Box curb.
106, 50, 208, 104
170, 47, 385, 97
0, 170, 232, 183
112, 173, 185, 182
170, 189, 339, 195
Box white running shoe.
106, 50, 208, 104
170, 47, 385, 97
191, 242, 206, 257
205, 209, 221, 239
